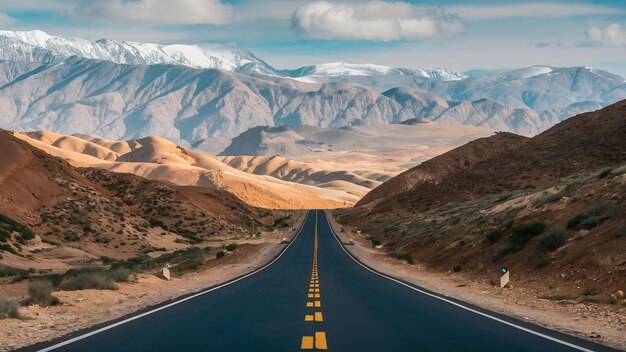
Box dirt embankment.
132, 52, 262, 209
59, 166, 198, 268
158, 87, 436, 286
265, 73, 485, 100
0, 213, 306, 351
327, 213, 626, 351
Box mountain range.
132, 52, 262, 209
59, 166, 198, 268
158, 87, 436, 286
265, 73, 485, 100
0, 29, 624, 142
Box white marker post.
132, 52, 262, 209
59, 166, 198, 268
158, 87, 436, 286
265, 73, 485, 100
500, 267, 509, 288
163, 263, 171, 281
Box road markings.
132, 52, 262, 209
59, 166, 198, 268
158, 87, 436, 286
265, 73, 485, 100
324, 211, 601, 352
35, 211, 311, 352
301, 211, 329, 350
315, 332, 328, 350
301, 336, 314, 349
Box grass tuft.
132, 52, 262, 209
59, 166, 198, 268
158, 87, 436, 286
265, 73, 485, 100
539, 226, 567, 252
28, 281, 60, 307
0, 298, 21, 319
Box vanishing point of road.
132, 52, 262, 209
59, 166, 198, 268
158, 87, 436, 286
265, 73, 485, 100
25, 211, 621, 352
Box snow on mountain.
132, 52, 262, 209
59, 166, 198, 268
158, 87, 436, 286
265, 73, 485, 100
282, 62, 467, 91
0, 58, 563, 143
0, 29, 277, 75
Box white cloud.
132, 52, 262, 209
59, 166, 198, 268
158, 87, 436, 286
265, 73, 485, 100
586, 23, 626, 46
447, 3, 624, 20
74, 0, 234, 25
291, 1, 463, 41
0, 13, 16, 25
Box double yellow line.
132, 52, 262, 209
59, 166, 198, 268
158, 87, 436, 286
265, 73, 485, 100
301, 212, 328, 350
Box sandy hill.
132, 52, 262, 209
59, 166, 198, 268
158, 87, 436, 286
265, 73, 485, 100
219, 155, 379, 198
337, 100, 626, 303
0, 129, 277, 271
15, 131, 355, 209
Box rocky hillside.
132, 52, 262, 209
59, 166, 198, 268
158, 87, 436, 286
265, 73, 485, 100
0, 129, 282, 269
337, 100, 626, 305
357, 100, 626, 217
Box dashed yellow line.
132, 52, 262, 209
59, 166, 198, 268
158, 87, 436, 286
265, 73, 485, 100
301, 211, 328, 350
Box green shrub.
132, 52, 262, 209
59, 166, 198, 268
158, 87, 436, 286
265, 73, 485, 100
59, 272, 117, 291
536, 255, 550, 268
28, 281, 60, 307
492, 242, 513, 262
582, 288, 598, 296
370, 237, 382, 247
597, 168, 612, 179
567, 204, 612, 229
104, 267, 132, 282
539, 226, 567, 252
224, 243, 237, 252
216, 251, 225, 259
0, 213, 35, 243
532, 184, 576, 207
485, 229, 503, 244
0, 266, 30, 280
394, 252, 414, 265
0, 298, 21, 319
453, 263, 463, 272
511, 221, 546, 250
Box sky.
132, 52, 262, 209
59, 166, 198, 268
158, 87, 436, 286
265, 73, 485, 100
1, 0, 626, 76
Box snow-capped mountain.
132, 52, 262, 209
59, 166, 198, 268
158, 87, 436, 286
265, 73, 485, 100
0, 29, 625, 143
0, 30, 277, 75
281, 62, 466, 92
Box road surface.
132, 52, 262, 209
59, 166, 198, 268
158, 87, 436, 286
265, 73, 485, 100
27, 210, 620, 352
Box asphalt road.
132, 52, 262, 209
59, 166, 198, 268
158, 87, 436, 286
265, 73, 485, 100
27, 210, 621, 352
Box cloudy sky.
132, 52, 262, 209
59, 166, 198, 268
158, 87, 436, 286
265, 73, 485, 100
1, 0, 626, 75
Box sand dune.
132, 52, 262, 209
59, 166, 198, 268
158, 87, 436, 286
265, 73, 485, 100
15, 132, 355, 209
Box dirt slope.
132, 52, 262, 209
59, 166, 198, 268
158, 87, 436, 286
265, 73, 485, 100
0, 129, 277, 270
15, 131, 354, 209
360, 100, 626, 218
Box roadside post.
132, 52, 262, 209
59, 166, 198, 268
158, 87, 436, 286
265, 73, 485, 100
500, 267, 509, 288
163, 263, 171, 281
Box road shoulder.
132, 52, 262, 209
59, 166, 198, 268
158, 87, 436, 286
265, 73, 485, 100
0, 212, 307, 352
326, 212, 626, 351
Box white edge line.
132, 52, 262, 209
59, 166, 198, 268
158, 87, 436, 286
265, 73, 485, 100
37, 211, 311, 352
323, 211, 599, 352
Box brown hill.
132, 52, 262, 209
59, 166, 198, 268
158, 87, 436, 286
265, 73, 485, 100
15, 131, 355, 209
357, 132, 528, 208
0, 129, 278, 271
336, 100, 626, 307
360, 100, 626, 218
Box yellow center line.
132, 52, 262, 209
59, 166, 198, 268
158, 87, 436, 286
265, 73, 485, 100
301, 211, 329, 351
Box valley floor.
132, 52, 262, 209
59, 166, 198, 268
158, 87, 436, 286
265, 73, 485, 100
327, 214, 626, 351
0, 214, 305, 351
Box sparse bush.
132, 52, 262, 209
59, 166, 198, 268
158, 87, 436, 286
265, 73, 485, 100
582, 288, 598, 296
453, 263, 463, 272
511, 221, 545, 251
0, 213, 35, 243
0, 298, 21, 319
539, 226, 567, 252
0, 266, 30, 280
536, 255, 550, 268
492, 242, 513, 262
59, 272, 117, 291
28, 281, 60, 307
485, 229, 503, 244
224, 243, 237, 252
613, 226, 626, 238
567, 204, 612, 229
216, 251, 225, 259
394, 252, 414, 265
370, 237, 382, 247
105, 267, 132, 282
532, 184, 576, 207
597, 168, 612, 179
